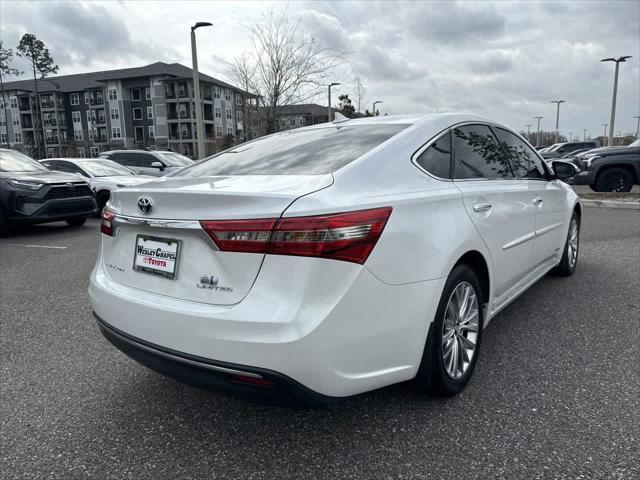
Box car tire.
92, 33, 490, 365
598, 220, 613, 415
594, 167, 633, 192
96, 190, 110, 211
551, 212, 580, 277
66, 217, 87, 227
416, 264, 484, 396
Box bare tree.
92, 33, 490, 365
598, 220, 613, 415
242, 9, 344, 134
228, 53, 258, 141
354, 75, 366, 114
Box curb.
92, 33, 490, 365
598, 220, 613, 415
580, 199, 640, 210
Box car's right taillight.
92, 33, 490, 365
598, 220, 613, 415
101, 208, 115, 236
200, 207, 392, 264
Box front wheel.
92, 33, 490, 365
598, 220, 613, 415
552, 212, 580, 277
417, 265, 484, 396
66, 217, 87, 227
594, 167, 633, 192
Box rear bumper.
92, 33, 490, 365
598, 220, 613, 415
95, 314, 337, 407
89, 248, 445, 398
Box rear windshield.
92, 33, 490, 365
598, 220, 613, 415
155, 152, 193, 167
175, 124, 409, 176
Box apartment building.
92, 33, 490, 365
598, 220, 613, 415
266, 104, 334, 132
0, 62, 259, 159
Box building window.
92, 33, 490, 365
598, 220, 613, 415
90, 146, 99, 157
236, 111, 243, 122
10, 97, 18, 109
74, 130, 83, 141
72, 111, 81, 123
131, 88, 141, 101
13, 115, 20, 126
216, 125, 223, 137
95, 91, 104, 104
145, 87, 151, 100
226, 109, 232, 120
147, 106, 153, 120
108, 88, 118, 101
214, 107, 221, 118
214, 87, 220, 99
110, 108, 119, 120
77, 147, 85, 157
178, 82, 187, 97
148, 126, 155, 139
224, 90, 231, 101
181, 124, 189, 137
236, 95, 242, 106
70, 93, 80, 105
84, 92, 90, 104
112, 127, 122, 139
227, 126, 233, 135
14, 132, 22, 143
0, 99, 4, 109
135, 126, 144, 142
289, 119, 295, 126
0, 133, 7, 143
133, 108, 142, 120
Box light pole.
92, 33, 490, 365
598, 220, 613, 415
602, 124, 609, 145
601, 56, 632, 148
372, 100, 382, 117
582, 129, 588, 140
191, 21, 212, 159
526, 124, 533, 139
327, 82, 340, 122
550, 100, 564, 143
634, 115, 640, 139
569, 131, 573, 141
534, 116, 543, 146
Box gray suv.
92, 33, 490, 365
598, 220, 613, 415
99, 150, 193, 177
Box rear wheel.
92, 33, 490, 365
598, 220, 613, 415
417, 265, 483, 396
594, 167, 633, 192
552, 212, 580, 277
66, 217, 86, 227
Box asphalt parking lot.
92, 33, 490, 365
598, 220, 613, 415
1, 206, 639, 479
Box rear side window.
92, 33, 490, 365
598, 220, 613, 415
176, 125, 408, 176
453, 125, 511, 179
415, 132, 451, 179
111, 153, 154, 167
493, 128, 546, 179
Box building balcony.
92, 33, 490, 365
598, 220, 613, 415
179, 111, 190, 119
41, 101, 55, 109
18, 99, 32, 111
45, 137, 60, 145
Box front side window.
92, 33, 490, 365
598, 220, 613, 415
416, 131, 452, 179
176, 124, 408, 176
452, 125, 511, 179
81, 160, 134, 177
493, 128, 546, 179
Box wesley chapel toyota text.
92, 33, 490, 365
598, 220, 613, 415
90, 114, 581, 405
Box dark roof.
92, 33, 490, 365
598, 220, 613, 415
2, 62, 252, 95
271, 104, 334, 116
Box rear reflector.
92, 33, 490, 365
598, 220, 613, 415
101, 208, 115, 236
201, 207, 392, 264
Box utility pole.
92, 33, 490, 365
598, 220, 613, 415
601, 56, 632, 148
602, 124, 609, 145
550, 100, 564, 143
190, 21, 212, 159
534, 116, 543, 146
327, 82, 340, 122
569, 131, 573, 141
582, 129, 588, 140
634, 115, 640, 139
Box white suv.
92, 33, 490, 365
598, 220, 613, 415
90, 114, 581, 406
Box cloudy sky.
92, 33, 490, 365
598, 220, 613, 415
1, 0, 639, 138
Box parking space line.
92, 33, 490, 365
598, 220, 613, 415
0, 243, 68, 250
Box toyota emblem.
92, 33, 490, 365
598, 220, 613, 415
137, 197, 153, 214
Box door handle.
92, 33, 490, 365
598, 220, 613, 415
472, 203, 492, 212
533, 198, 543, 205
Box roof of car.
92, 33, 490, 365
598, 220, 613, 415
42, 158, 110, 163
297, 112, 503, 130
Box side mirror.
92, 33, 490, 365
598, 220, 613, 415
551, 160, 579, 180
150, 161, 165, 170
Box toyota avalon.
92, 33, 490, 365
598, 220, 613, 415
90, 114, 581, 405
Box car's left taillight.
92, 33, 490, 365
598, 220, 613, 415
101, 208, 114, 236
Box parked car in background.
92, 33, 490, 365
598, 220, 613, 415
99, 150, 193, 177
40, 158, 156, 210
541, 141, 600, 159
571, 142, 640, 192
0, 149, 97, 236
91, 114, 581, 405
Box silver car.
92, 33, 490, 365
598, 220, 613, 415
98, 150, 193, 177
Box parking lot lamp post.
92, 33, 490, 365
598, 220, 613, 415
601, 56, 632, 148
634, 115, 640, 139
569, 131, 573, 141
327, 82, 340, 122
550, 100, 564, 143
582, 129, 588, 140
372, 100, 382, 117
191, 21, 212, 159
602, 124, 609, 145
534, 116, 543, 146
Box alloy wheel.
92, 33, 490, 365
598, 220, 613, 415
441, 281, 480, 379
567, 218, 579, 268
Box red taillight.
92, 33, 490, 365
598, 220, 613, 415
101, 208, 114, 236
200, 207, 392, 264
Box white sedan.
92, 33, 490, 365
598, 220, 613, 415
90, 113, 581, 405
40, 158, 156, 210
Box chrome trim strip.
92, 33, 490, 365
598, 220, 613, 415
102, 322, 263, 378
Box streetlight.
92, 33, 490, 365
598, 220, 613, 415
569, 131, 573, 141
534, 116, 543, 146
634, 115, 640, 140
372, 100, 382, 117
602, 124, 609, 145
582, 129, 588, 140
601, 56, 632, 148
550, 100, 564, 143
191, 21, 212, 159
327, 82, 340, 122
